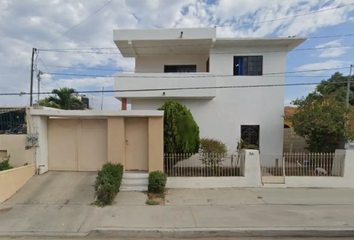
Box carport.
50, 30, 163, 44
28, 108, 164, 174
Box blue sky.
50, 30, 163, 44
0, 0, 353, 109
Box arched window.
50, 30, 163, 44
241, 125, 260, 146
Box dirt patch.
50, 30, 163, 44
146, 192, 166, 206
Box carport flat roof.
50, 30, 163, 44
30, 109, 163, 117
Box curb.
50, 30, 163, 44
90, 227, 354, 238
0, 231, 88, 237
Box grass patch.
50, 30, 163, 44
145, 200, 159, 205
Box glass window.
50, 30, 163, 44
164, 65, 197, 73
234, 56, 263, 76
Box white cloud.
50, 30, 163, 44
295, 59, 351, 75
316, 39, 349, 57
0, 0, 354, 109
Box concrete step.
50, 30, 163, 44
122, 178, 148, 185
120, 184, 148, 192
123, 172, 149, 179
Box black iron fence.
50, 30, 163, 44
0, 108, 27, 134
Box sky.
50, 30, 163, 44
0, 0, 354, 110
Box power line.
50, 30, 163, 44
3, 80, 354, 96
40, 0, 113, 47
36, 64, 350, 74
36, 31, 354, 51
37, 44, 354, 55
38, 59, 61, 89
220, 2, 354, 27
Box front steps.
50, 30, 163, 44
120, 172, 148, 192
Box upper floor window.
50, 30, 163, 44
164, 65, 197, 73
233, 56, 263, 76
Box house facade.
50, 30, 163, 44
113, 27, 306, 159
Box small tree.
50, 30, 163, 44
158, 101, 200, 154
291, 92, 353, 152
38, 88, 86, 110
199, 138, 227, 175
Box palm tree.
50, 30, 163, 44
38, 88, 86, 110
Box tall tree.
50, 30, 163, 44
291, 91, 353, 152
158, 101, 200, 154
38, 88, 86, 110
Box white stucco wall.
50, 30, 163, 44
33, 116, 48, 174
135, 55, 209, 73
132, 46, 287, 156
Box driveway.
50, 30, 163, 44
0, 172, 100, 236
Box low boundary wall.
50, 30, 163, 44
0, 164, 35, 203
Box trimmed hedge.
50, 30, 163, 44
94, 163, 123, 206
148, 171, 167, 193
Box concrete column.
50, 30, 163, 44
148, 117, 164, 172
343, 149, 354, 179
107, 117, 125, 170
243, 149, 262, 187
33, 116, 49, 174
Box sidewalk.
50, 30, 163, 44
1, 187, 354, 238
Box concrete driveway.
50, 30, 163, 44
0, 171, 99, 236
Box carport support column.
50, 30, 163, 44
107, 117, 126, 170
121, 98, 127, 110
148, 117, 164, 172
33, 115, 49, 175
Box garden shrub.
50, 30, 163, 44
199, 138, 227, 169
158, 101, 200, 154
94, 163, 123, 206
0, 155, 13, 171
148, 171, 167, 193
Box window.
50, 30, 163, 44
164, 65, 197, 73
233, 56, 263, 76
241, 125, 260, 147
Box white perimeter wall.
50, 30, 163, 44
132, 45, 287, 157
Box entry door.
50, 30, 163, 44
125, 118, 148, 171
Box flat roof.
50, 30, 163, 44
30, 109, 164, 117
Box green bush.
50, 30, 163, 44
199, 138, 227, 171
94, 163, 123, 206
158, 101, 200, 154
0, 155, 13, 171
148, 171, 167, 193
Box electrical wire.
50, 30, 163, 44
2, 80, 354, 96
36, 65, 350, 74
219, 2, 354, 27
37, 44, 354, 56
40, 0, 114, 47
37, 33, 354, 52
38, 59, 61, 89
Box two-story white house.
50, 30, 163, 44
113, 27, 306, 160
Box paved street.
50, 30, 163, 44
1, 173, 354, 238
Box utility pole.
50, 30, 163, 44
37, 70, 42, 103
29, 47, 37, 106
346, 64, 353, 108
101, 87, 104, 110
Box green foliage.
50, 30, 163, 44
291, 91, 353, 152
158, 101, 200, 154
145, 199, 159, 205
148, 171, 167, 193
38, 88, 86, 110
94, 163, 123, 206
237, 139, 259, 151
316, 72, 354, 105
199, 138, 227, 174
0, 155, 12, 171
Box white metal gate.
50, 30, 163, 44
260, 154, 285, 184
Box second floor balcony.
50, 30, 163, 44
114, 72, 217, 100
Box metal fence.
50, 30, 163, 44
0, 108, 27, 134
260, 152, 345, 177
164, 153, 244, 177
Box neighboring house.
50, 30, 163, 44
113, 27, 306, 157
